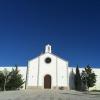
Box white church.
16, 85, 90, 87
0, 44, 100, 90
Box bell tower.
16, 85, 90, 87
45, 44, 52, 53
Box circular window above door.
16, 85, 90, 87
45, 57, 51, 63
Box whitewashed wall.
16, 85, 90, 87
27, 57, 39, 87
57, 57, 68, 87
0, 66, 100, 90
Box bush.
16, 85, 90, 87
0, 67, 24, 91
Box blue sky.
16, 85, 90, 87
0, 0, 100, 67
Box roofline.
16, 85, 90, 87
28, 52, 68, 63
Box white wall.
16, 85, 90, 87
1, 65, 100, 90
57, 57, 68, 87
27, 57, 39, 86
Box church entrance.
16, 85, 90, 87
44, 75, 51, 89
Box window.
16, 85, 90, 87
45, 57, 51, 63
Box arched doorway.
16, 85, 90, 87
44, 75, 51, 89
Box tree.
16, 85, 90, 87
2, 68, 11, 91
69, 69, 75, 90
84, 65, 96, 90
0, 66, 24, 91
0, 71, 5, 91
74, 65, 82, 91
6, 67, 24, 90
0, 69, 11, 91
81, 70, 88, 91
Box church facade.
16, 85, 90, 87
0, 44, 100, 90
27, 44, 68, 89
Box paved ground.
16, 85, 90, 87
0, 89, 100, 100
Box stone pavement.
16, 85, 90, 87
0, 89, 100, 100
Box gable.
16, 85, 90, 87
28, 52, 68, 66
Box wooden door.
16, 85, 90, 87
44, 75, 51, 89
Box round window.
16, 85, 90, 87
45, 57, 51, 63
